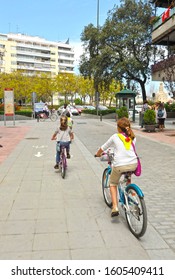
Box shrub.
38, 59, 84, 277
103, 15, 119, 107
164, 103, 175, 112
143, 109, 156, 125
116, 106, 129, 119
83, 108, 116, 115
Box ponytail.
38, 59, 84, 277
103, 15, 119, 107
117, 117, 135, 140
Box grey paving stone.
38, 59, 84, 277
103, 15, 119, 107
1, 117, 175, 259
33, 232, 69, 251
0, 234, 33, 253
68, 231, 105, 250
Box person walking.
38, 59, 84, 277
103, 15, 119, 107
157, 102, 167, 132
61, 104, 72, 117
43, 103, 49, 117
140, 100, 151, 128
95, 117, 138, 217
51, 116, 74, 169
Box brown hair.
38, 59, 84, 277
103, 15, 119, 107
117, 117, 135, 140
60, 116, 68, 131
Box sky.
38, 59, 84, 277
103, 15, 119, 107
0, 0, 120, 68
0, 0, 161, 94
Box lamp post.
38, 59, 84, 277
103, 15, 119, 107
96, 0, 100, 116
97, 0, 99, 29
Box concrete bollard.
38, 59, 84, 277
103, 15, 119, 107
100, 113, 102, 121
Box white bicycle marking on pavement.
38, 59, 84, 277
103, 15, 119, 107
34, 151, 43, 157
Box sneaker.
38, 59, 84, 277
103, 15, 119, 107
111, 207, 119, 217
54, 163, 59, 169
67, 153, 71, 159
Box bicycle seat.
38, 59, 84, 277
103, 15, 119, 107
121, 171, 133, 178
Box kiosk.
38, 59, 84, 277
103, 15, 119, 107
116, 87, 136, 122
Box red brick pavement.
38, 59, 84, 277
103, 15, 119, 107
134, 128, 175, 146
0, 126, 31, 164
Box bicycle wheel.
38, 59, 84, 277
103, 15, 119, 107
61, 153, 66, 179
50, 114, 58, 122
125, 186, 147, 238
102, 168, 112, 208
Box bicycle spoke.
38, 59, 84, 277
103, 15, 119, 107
125, 187, 147, 238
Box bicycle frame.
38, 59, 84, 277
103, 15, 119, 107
60, 145, 67, 178
102, 159, 147, 238
38, 111, 58, 122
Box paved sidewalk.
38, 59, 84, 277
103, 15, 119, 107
0, 116, 175, 260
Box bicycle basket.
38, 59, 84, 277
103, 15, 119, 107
100, 153, 109, 161
100, 151, 114, 162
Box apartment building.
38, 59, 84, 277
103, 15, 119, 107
151, 0, 175, 82
0, 33, 74, 76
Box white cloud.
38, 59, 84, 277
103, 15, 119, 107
71, 41, 84, 74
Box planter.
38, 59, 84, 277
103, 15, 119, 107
167, 112, 175, 118
144, 124, 156, 132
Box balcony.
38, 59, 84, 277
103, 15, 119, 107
152, 7, 175, 45
150, 0, 172, 9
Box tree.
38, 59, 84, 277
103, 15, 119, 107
163, 57, 175, 99
55, 73, 76, 103
79, 24, 101, 95
80, 0, 156, 102
101, 0, 154, 101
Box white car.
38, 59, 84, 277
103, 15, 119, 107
135, 105, 143, 113
57, 105, 79, 116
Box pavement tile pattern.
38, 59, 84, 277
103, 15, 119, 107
0, 115, 175, 260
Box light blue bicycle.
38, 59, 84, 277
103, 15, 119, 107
101, 151, 147, 238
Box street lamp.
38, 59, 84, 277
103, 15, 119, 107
96, 0, 100, 116
97, 0, 99, 29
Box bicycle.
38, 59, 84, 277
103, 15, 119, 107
38, 111, 58, 122
59, 145, 67, 179
100, 150, 147, 238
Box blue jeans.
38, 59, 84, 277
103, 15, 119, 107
56, 141, 70, 163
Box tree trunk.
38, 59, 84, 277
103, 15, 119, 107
139, 81, 147, 101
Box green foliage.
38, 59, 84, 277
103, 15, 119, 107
80, 0, 155, 102
164, 103, 175, 112
83, 108, 116, 115
15, 111, 33, 117
143, 109, 156, 125
116, 106, 129, 119
74, 98, 83, 105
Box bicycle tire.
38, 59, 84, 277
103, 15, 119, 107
102, 168, 112, 208
125, 186, 147, 238
50, 114, 58, 122
61, 153, 66, 179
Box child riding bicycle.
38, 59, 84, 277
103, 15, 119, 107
51, 116, 74, 169
95, 117, 138, 217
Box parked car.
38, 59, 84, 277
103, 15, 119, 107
84, 105, 96, 110
57, 105, 80, 116
97, 105, 108, 110
34, 102, 45, 118
74, 105, 84, 115
135, 105, 143, 114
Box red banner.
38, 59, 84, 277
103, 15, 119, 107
162, 8, 170, 22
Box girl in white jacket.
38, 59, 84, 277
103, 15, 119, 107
95, 117, 137, 217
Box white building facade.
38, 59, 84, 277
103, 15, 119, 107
0, 33, 74, 76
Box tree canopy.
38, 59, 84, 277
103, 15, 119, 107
79, 0, 155, 101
